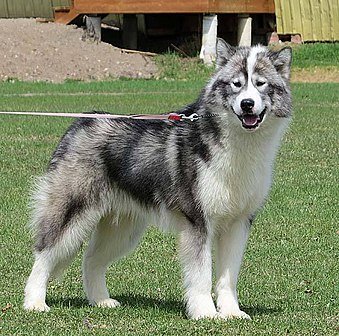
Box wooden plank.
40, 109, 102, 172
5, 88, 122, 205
54, 8, 79, 23
299, 0, 312, 40
329, 0, 339, 40
75, 0, 206, 13
311, 0, 322, 40
73, 0, 275, 14
289, 0, 302, 35
282, 0, 292, 35
209, 0, 275, 13
320, 0, 331, 41
274, 0, 283, 33
54, 6, 71, 12
276, 0, 338, 41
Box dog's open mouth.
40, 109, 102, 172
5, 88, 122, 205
237, 109, 266, 129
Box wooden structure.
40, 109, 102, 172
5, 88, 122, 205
54, 0, 275, 24
274, 0, 338, 41
0, 1, 338, 42
52, 0, 276, 59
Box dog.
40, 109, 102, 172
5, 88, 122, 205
24, 38, 292, 320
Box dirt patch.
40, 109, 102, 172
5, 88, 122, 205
291, 67, 339, 83
0, 19, 157, 82
0, 19, 337, 83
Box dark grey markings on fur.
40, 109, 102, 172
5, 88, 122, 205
35, 115, 114, 252
174, 134, 201, 221
178, 96, 223, 146
100, 119, 173, 206
210, 79, 233, 104
248, 214, 256, 227
98, 116, 210, 234
208, 48, 251, 111
252, 50, 292, 118
63, 195, 86, 228
216, 38, 236, 68
268, 48, 293, 81
35, 194, 86, 252
48, 117, 97, 171
34, 97, 221, 254
35, 217, 59, 252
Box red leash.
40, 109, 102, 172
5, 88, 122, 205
0, 111, 200, 122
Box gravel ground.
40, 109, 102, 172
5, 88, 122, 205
0, 19, 157, 82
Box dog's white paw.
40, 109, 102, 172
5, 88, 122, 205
95, 298, 121, 308
190, 310, 219, 320
217, 310, 251, 320
187, 295, 218, 320
24, 300, 50, 312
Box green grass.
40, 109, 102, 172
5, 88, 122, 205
155, 53, 213, 80
291, 43, 339, 68
0, 80, 338, 335
154, 42, 339, 80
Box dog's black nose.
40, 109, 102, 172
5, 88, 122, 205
241, 99, 255, 112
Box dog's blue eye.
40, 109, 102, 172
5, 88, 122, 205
233, 81, 242, 88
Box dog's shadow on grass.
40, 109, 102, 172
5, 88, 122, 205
48, 297, 88, 309
48, 294, 184, 315
115, 294, 184, 315
241, 305, 281, 317
48, 295, 280, 317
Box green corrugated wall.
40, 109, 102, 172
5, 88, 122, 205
275, 0, 338, 41
0, 0, 71, 19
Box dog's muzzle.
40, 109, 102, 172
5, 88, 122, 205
237, 108, 267, 130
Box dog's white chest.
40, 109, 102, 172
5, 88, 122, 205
197, 147, 272, 219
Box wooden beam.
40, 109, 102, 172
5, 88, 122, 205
74, 0, 207, 14
73, 0, 275, 14
209, 0, 275, 13
54, 8, 80, 24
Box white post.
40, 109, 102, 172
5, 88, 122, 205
85, 15, 102, 43
237, 14, 252, 46
200, 14, 218, 66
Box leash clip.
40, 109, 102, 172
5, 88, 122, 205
179, 113, 200, 122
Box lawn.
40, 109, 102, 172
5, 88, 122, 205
0, 79, 338, 335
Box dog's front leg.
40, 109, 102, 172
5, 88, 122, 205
215, 217, 251, 320
179, 226, 216, 320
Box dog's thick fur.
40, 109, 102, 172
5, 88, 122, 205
24, 39, 292, 319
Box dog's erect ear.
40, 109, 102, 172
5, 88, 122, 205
216, 38, 236, 69
269, 47, 292, 81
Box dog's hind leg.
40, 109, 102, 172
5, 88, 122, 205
24, 249, 55, 312
24, 204, 101, 312
83, 214, 146, 308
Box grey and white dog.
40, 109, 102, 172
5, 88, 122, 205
24, 39, 292, 320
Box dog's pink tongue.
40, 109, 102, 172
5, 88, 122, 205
243, 115, 259, 126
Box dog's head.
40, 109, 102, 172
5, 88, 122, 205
206, 39, 292, 131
